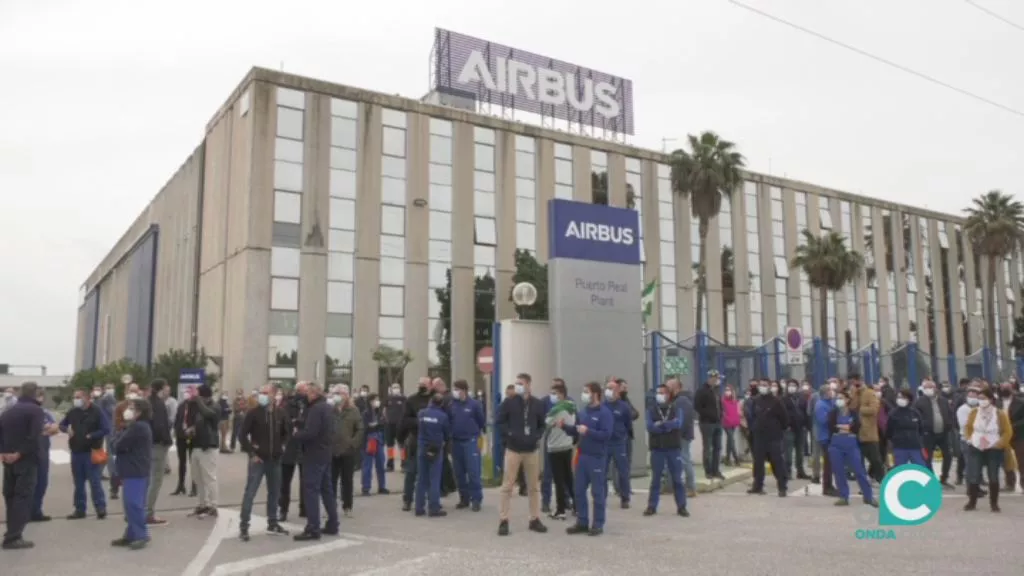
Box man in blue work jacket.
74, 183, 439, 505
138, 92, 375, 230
292, 383, 339, 541
603, 379, 633, 509
415, 393, 451, 517
565, 382, 613, 537
449, 380, 485, 511
59, 388, 111, 519
32, 389, 60, 522
643, 383, 689, 517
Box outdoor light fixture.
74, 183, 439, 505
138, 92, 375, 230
412, 198, 428, 208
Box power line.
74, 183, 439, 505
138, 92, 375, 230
965, 0, 1024, 32
727, 0, 1024, 118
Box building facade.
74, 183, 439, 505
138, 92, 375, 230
75, 67, 1023, 392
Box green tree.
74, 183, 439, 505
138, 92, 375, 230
510, 249, 548, 320
791, 230, 865, 347
434, 270, 496, 373
669, 131, 746, 333
372, 344, 412, 389
150, 348, 219, 394
325, 354, 352, 385
963, 190, 1024, 353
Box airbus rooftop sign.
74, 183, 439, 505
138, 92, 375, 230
548, 199, 641, 265
433, 28, 635, 135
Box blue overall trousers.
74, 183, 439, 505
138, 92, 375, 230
827, 413, 873, 502
574, 452, 608, 529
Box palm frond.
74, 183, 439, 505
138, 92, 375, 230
790, 230, 865, 291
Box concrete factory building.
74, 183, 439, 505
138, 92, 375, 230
74, 64, 1020, 392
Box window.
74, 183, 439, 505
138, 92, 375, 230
379, 317, 404, 340
380, 235, 404, 258
907, 274, 917, 293
430, 211, 452, 240
475, 217, 496, 245
430, 136, 452, 165
429, 240, 452, 263
381, 177, 406, 206
515, 152, 535, 178
429, 263, 448, 288
1007, 287, 1016, 303
819, 206, 833, 229
331, 98, 357, 119
327, 252, 354, 282
268, 335, 298, 367
474, 191, 495, 217
430, 164, 451, 185
275, 138, 303, 163
555, 159, 572, 185
430, 118, 452, 137
330, 117, 356, 149
274, 161, 303, 192
774, 257, 790, 278
554, 143, 572, 159
516, 178, 535, 199
474, 127, 495, 145
271, 278, 299, 310
938, 227, 949, 249
277, 87, 305, 109
276, 108, 304, 140
329, 169, 356, 199
381, 206, 405, 236
474, 144, 495, 171
382, 156, 405, 179
329, 198, 355, 231
516, 223, 536, 251
274, 191, 301, 224
516, 197, 535, 223
325, 337, 352, 369
380, 286, 404, 316
380, 258, 405, 285
329, 147, 356, 171
383, 127, 406, 157
327, 282, 353, 314
430, 184, 452, 212
515, 135, 535, 153
271, 247, 300, 278
381, 108, 406, 129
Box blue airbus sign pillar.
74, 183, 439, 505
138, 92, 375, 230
547, 199, 646, 473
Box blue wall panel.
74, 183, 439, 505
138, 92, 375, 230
124, 230, 158, 367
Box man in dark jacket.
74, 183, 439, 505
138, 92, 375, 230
913, 379, 954, 487
238, 384, 291, 541
398, 377, 433, 511
693, 370, 724, 480
384, 383, 405, 471
293, 383, 339, 541
280, 383, 308, 521
747, 381, 789, 497
0, 382, 45, 549
185, 384, 221, 517
665, 378, 697, 496
59, 387, 111, 519
431, 378, 457, 496
494, 373, 548, 537
145, 379, 174, 526
782, 380, 809, 480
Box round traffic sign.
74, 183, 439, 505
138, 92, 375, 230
786, 328, 803, 350
477, 346, 495, 374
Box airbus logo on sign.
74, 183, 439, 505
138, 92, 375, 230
564, 221, 635, 245
457, 50, 621, 119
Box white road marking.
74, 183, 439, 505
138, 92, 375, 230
181, 510, 233, 576
350, 553, 444, 576
209, 539, 362, 576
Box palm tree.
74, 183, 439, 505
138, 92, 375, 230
669, 132, 746, 333
790, 230, 865, 346
591, 171, 636, 209
962, 190, 1024, 353
691, 247, 752, 343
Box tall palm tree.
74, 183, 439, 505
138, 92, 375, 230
669, 132, 746, 333
790, 230, 865, 346
962, 190, 1024, 353
692, 247, 752, 343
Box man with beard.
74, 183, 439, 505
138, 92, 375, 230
398, 378, 433, 511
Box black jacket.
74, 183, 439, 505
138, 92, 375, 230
693, 384, 722, 425
398, 389, 432, 447
495, 394, 546, 453
1007, 394, 1024, 441
0, 397, 45, 460
885, 406, 924, 450
385, 395, 406, 425
240, 404, 291, 461
782, 394, 807, 431
148, 394, 173, 447
294, 396, 334, 464
184, 397, 221, 450
282, 395, 308, 464
750, 395, 788, 442
912, 395, 954, 435
61, 404, 109, 453
620, 392, 640, 439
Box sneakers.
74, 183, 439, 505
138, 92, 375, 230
528, 518, 548, 533
587, 527, 603, 536
97, 510, 107, 520
455, 501, 470, 510
549, 511, 566, 520
239, 528, 250, 542
541, 504, 551, 514
377, 488, 390, 495
470, 502, 481, 512
619, 501, 630, 510
427, 510, 448, 518
30, 514, 51, 522
642, 507, 656, 516
146, 516, 169, 527
343, 508, 352, 517
497, 520, 510, 536
566, 523, 588, 535
67, 511, 87, 520
746, 488, 766, 495
2, 539, 34, 550
266, 524, 290, 537
188, 506, 217, 518
293, 531, 320, 542
677, 507, 690, 517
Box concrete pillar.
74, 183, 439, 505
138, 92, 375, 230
494, 131, 517, 323
296, 94, 329, 383
450, 121, 476, 383
404, 112, 430, 383
352, 104, 383, 387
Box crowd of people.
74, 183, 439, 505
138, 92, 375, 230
2, 369, 1021, 552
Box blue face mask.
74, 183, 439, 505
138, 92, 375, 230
257, 394, 269, 407
549, 394, 558, 404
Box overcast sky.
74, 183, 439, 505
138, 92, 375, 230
1, 0, 1020, 375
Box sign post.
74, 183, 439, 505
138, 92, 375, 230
178, 368, 205, 399
785, 327, 804, 365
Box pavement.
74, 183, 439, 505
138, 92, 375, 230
2, 438, 1022, 576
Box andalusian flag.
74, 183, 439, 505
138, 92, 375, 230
641, 279, 657, 320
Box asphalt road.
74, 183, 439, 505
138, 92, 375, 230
2, 439, 1021, 576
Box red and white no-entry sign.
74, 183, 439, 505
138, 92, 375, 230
477, 346, 495, 374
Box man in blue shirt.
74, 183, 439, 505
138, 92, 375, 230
565, 382, 613, 536
415, 394, 451, 517
643, 384, 689, 517
32, 389, 60, 522
603, 379, 633, 509
449, 380, 485, 511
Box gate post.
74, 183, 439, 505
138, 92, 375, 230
947, 354, 957, 385
907, 342, 919, 393
651, 331, 662, 391
1017, 356, 1024, 382
697, 331, 708, 387
982, 347, 993, 382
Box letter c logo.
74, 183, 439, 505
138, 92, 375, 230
878, 464, 943, 526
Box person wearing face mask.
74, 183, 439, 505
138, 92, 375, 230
415, 393, 452, 518
963, 388, 1013, 512
354, 385, 371, 413
360, 393, 390, 497
229, 389, 248, 453
813, 384, 837, 497
886, 389, 926, 467
31, 389, 60, 523
171, 387, 197, 497
109, 399, 152, 550
721, 385, 741, 466
747, 380, 788, 497
448, 380, 485, 511
643, 383, 689, 518
543, 381, 576, 520
280, 382, 309, 522
329, 386, 364, 518
293, 382, 341, 540
912, 379, 954, 488
996, 382, 1022, 492
827, 389, 877, 507
59, 388, 111, 520
184, 384, 222, 519
216, 392, 232, 454
807, 380, 835, 485
495, 373, 548, 536
846, 373, 884, 484
398, 377, 434, 512
144, 380, 174, 527
782, 379, 809, 480
383, 384, 406, 472
0, 387, 16, 416
956, 387, 988, 493
602, 379, 634, 508
0, 382, 46, 550
769, 381, 781, 397
693, 370, 724, 482
237, 384, 292, 541
429, 378, 458, 497
1005, 381, 1024, 493
563, 381, 613, 536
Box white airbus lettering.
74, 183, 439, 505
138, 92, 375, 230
457, 50, 620, 119
564, 221, 635, 245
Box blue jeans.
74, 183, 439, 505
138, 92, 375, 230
301, 461, 338, 535
121, 477, 149, 542
649, 449, 686, 511
70, 451, 106, 513
893, 448, 926, 468
607, 443, 630, 503
240, 458, 282, 528
574, 453, 607, 529
361, 433, 387, 493
402, 450, 418, 504
680, 439, 696, 492
32, 454, 49, 517
829, 435, 872, 502
451, 438, 483, 505
415, 450, 443, 514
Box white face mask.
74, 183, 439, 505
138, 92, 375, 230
770, 387, 779, 395
829, 382, 838, 391
979, 399, 991, 408
896, 398, 909, 408
452, 389, 462, 400
549, 394, 559, 404
835, 399, 847, 409
391, 388, 401, 396
514, 384, 525, 395
757, 386, 769, 395
656, 393, 667, 404
581, 392, 592, 404
371, 399, 381, 409
105, 389, 115, 396
73, 398, 84, 409
91, 390, 101, 398
922, 388, 935, 397
801, 385, 811, 392
604, 389, 614, 400
127, 393, 140, 400
275, 394, 283, 402
787, 386, 797, 394
123, 409, 136, 421
967, 397, 979, 406
258, 394, 270, 407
